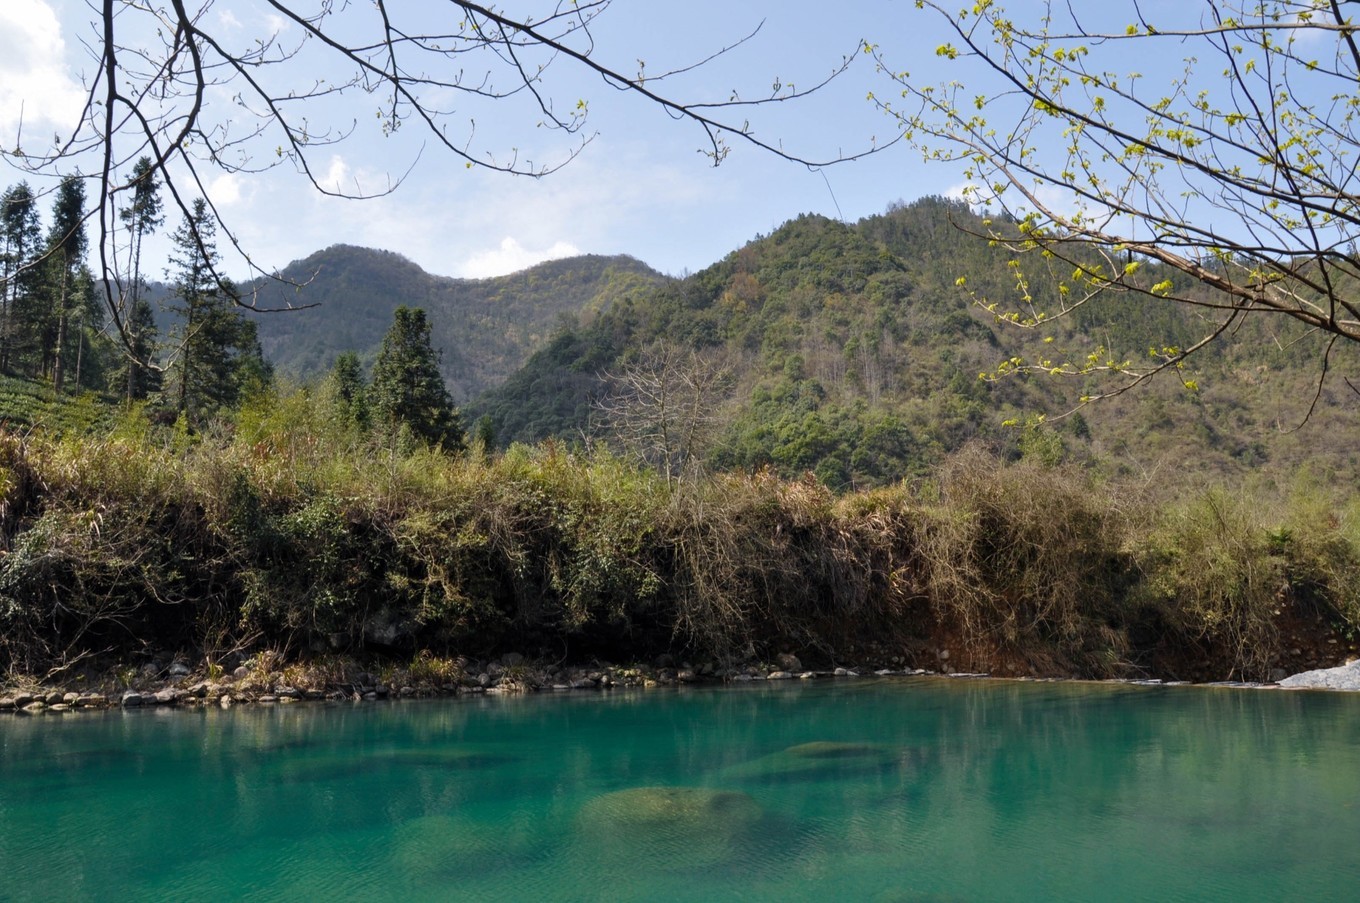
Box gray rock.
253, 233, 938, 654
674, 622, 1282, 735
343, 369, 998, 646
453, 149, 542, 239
62, 692, 79, 704
77, 694, 106, 707
22, 701, 45, 713
0, 697, 14, 709
1268, 668, 1288, 683
232, 666, 250, 680
571, 678, 596, 689
121, 692, 144, 707
45, 691, 63, 705
219, 694, 233, 708
168, 662, 191, 678
12, 693, 34, 708
833, 667, 858, 677
798, 671, 817, 679
766, 671, 793, 680
1279, 660, 1360, 691
153, 688, 186, 705
776, 653, 803, 672
259, 695, 278, 704
274, 685, 302, 699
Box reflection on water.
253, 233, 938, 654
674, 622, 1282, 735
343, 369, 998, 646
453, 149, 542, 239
2, 679, 1359, 902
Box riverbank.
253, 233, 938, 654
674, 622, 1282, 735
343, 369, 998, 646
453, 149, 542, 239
5, 645, 1359, 717
4, 408, 1360, 690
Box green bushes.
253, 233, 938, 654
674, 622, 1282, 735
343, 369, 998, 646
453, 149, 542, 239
0, 388, 1357, 680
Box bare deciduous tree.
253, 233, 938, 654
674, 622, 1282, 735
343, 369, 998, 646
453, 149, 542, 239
597, 342, 733, 484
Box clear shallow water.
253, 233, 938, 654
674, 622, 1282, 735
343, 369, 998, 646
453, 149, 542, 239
2, 679, 1359, 902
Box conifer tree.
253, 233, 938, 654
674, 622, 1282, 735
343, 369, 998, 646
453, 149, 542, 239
117, 158, 164, 401
0, 183, 41, 372
167, 198, 268, 423
44, 176, 88, 392
370, 306, 464, 452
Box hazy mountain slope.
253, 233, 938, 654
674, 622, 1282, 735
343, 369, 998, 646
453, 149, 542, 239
241, 246, 669, 401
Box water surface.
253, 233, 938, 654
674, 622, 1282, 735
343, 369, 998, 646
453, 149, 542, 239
2, 678, 1358, 902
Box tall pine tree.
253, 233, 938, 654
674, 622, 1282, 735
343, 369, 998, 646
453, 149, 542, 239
370, 306, 464, 452
0, 183, 41, 373
167, 198, 268, 424
45, 176, 88, 392
117, 158, 164, 401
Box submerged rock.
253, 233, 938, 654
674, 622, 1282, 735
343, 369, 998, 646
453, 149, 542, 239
577, 786, 764, 869
1278, 660, 1360, 691
722, 741, 899, 784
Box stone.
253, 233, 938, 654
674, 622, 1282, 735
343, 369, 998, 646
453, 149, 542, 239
168, 661, 192, 678
799, 671, 817, 679
570, 679, 596, 690
62, 692, 80, 705
49, 703, 71, 712
259, 695, 278, 704
676, 669, 696, 683
776, 653, 803, 672
12, 693, 34, 708
654, 653, 676, 669
77, 694, 106, 707
22, 702, 45, 713
219, 694, 233, 708
153, 688, 186, 705
577, 787, 763, 869
766, 671, 793, 680
45, 691, 63, 705
833, 667, 858, 677
274, 686, 302, 699
0, 697, 14, 709
1268, 668, 1288, 683
1279, 660, 1360, 691
121, 692, 144, 707
232, 666, 250, 680
501, 652, 525, 667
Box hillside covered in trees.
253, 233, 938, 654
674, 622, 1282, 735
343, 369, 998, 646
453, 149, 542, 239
470, 197, 1360, 490
241, 248, 669, 401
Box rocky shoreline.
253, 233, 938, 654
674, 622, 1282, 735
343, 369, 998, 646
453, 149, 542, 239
4, 650, 1358, 717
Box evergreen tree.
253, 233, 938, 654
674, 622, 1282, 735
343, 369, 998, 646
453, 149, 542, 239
167, 198, 268, 423
370, 306, 464, 451
329, 350, 369, 429
117, 157, 164, 401
0, 182, 42, 372
44, 176, 88, 392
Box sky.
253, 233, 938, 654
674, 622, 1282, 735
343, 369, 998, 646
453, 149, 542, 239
0, 0, 1308, 283
0, 0, 972, 281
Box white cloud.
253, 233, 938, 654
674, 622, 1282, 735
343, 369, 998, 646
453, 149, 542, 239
0, 0, 86, 147
322, 155, 351, 193
459, 237, 582, 278
208, 172, 246, 207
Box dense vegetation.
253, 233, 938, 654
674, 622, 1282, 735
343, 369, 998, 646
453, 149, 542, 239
2, 192, 1357, 686
473, 197, 1360, 490
0, 386, 1356, 684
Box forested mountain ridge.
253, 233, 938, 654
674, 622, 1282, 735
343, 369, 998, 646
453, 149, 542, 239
240, 246, 669, 401
470, 196, 1360, 489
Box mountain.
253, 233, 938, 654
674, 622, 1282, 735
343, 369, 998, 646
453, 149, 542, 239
469, 196, 1360, 489
239, 246, 669, 401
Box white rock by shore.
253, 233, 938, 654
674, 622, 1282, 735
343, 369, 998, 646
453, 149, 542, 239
1278, 660, 1360, 691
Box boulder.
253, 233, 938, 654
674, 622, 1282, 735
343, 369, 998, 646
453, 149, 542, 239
722, 741, 898, 784
577, 787, 763, 869
121, 692, 144, 707
1278, 660, 1360, 691
776, 653, 803, 672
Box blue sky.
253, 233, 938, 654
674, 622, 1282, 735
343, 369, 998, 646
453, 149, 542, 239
1, 1, 968, 280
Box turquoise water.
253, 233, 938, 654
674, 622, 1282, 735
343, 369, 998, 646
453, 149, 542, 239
3, 679, 1359, 902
